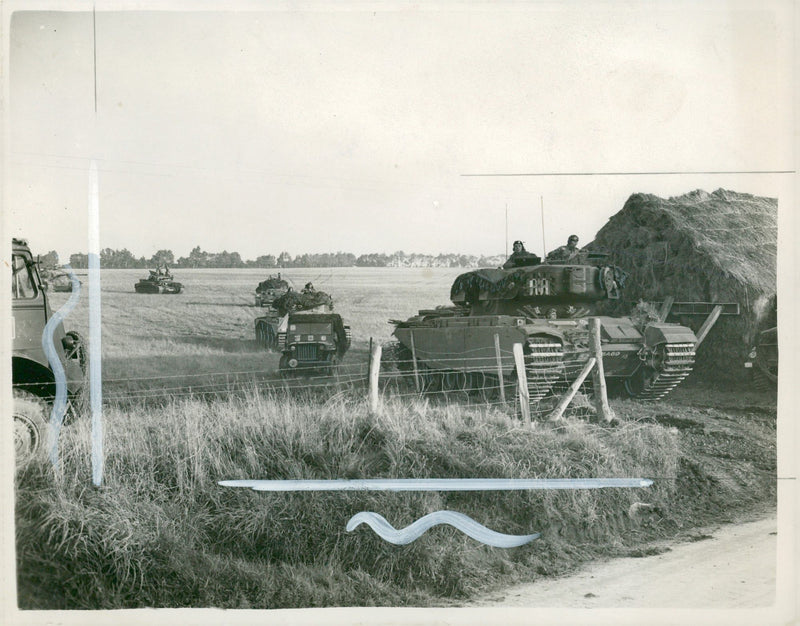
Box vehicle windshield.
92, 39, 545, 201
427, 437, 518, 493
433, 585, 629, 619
12, 254, 37, 299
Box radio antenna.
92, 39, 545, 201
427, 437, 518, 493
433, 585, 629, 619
505, 203, 508, 257
540, 196, 547, 259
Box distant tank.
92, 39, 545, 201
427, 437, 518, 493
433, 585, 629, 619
134, 267, 183, 294
255, 273, 290, 307
389, 251, 697, 406
255, 287, 351, 376
43, 271, 78, 292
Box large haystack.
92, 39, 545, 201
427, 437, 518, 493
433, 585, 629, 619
589, 189, 777, 381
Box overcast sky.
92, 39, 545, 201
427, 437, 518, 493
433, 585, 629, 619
3, 0, 794, 262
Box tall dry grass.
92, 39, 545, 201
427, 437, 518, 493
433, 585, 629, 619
16, 387, 686, 609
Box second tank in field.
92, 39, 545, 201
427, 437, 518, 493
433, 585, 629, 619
254, 274, 290, 307
390, 252, 697, 403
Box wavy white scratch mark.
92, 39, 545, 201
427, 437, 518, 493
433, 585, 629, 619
41, 265, 82, 469
346, 511, 540, 547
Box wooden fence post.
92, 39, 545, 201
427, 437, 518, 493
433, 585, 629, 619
409, 330, 421, 393
369, 342, 382, 415
589, 318, 614, 422
657, 296, 675, 322
694, 305, 723, 348
548, 358, 596, 421
494, 333, 506, 403
513, 343, 531, 426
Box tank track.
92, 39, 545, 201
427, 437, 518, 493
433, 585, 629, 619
524, 340, 565, 402
752, 361, 777, 392
625, 342, 695, 401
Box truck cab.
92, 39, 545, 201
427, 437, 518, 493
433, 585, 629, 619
11, 238, 85, 464
277, 310, 351, 374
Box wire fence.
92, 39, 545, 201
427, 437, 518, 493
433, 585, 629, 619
17, 336, 610, 421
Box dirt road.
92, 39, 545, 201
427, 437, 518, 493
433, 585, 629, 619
473, 516, 776, 608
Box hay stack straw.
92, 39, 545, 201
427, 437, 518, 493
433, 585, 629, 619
589, 189, 777, 381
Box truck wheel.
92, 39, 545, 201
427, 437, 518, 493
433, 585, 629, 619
66, 330, 87, 373
326, 354, 339, 376
278, 354, 293, 378
13, 389, 50, 466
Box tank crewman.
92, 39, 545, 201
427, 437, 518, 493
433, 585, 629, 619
503, 240, 541, 269
302, 282, 315, 294
547, 235, 581, 263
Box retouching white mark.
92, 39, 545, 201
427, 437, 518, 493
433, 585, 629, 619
346, 510, 540, 547
88, 160, 104, 486
219, 478, 653, 491
41, 267, 82, 469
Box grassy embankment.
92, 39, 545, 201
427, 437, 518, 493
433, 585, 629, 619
15, 384, 775, 609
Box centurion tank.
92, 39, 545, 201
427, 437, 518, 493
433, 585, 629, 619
389, 251, 697, 405
134, 267, 183, 294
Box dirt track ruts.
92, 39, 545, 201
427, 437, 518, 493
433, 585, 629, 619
472, 515, 776, 608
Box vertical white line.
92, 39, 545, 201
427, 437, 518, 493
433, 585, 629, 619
93, 5, 98, 113
88, 161, 104, 486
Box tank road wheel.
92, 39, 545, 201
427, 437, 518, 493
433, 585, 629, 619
623, 364, 657, 398
65, 330, 87, 374
624, 343, 695, 401
256, 322, 276, 350
441, 370, 468, 392
524, 337, 565, 403
255, 323, 267, 348
13, 389, 50, 467
419, 367, 441, 393
479, 373, 502, 403
466, 371, 485, 393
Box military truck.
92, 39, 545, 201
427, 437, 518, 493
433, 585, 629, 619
11, 238, 86, 464
745, 326, 778, 390
254, 288, 351, 375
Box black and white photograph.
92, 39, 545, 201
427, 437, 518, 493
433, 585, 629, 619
2, 1, 796, 625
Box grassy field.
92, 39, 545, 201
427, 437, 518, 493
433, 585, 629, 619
15, 267, 777, 609
51, 267, 460, 398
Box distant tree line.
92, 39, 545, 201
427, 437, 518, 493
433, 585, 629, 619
58, 246, 505, 269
